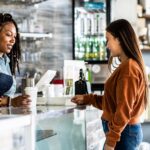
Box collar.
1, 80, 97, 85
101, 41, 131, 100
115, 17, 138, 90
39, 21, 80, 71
0, 54, 10, 64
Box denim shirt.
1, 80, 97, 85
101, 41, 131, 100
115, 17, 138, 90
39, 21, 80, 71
0, 54, 16, 97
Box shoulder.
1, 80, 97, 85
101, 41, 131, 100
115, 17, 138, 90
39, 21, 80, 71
4, 54, 10, 63
118, 58, 142, 78
0, 54, 10, 63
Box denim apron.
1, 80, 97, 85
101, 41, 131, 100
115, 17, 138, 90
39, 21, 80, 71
0, 73, 13, 96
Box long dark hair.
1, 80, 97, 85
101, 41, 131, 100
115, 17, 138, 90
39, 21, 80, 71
0, 13, 21, 75
106, 19, 149, 108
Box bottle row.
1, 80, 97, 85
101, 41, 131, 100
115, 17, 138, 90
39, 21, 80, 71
75, 9, 106, 36
21, 51, 41, 63
75, 36, 108, 61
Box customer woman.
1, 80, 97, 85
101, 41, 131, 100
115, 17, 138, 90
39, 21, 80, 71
71, 19, 149, 150
0, 13, 31, 107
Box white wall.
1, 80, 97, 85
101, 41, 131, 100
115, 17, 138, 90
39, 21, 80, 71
111, 0, 137, 31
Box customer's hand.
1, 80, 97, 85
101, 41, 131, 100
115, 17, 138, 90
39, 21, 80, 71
104, 144, 114, 150
71, 95, 85, 105
11, 95, 31, 107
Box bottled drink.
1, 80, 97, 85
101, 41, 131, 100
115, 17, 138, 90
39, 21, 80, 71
89, 37, 94, 59
99, 38, 107, 60
85, 36, 93, 60
84, 37, 90, 60
85, 68, 92, 83
75, 37, 80, 59
93, 13, 99, 35
78, 37, 85, 60
80, 13, 85, 35
98, 13, 106, 35
86, 13, 92, 35
75, 69, 88, 95
92, 36, 99, 60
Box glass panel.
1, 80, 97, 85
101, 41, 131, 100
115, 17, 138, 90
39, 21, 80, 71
36, 108, 86, 150
86, 106, 105, 150
74, 0, 109, 62
0, 125, 32, 150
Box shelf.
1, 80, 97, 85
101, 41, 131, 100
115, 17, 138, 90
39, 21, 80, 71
138, 14, 150, 19
85, 60, 108, 64
0, 0, 48, 6
140, 44, 150, 51
76, 34, 105, 37
20, 32, 53, 39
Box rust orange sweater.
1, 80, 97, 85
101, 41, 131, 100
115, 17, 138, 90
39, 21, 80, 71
83, 58, 146, 147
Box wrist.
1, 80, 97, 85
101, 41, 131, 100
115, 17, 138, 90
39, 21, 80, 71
7, 96, 11, 107
0, 96, 10, 107
11, 97, 18, 107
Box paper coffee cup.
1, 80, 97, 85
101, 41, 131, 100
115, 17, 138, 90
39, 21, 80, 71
24, 87, 38, 108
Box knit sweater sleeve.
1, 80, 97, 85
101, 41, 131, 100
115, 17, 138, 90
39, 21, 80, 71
83, 94, 103, 110
105, 75, 138, 147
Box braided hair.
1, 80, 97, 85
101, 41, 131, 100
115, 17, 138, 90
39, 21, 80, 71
0, 13, 21, 75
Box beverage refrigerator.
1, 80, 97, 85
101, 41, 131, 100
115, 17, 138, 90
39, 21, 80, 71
72, 0, 111, 93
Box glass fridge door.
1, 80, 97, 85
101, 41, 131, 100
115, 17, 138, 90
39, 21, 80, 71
73, 0, 110, 63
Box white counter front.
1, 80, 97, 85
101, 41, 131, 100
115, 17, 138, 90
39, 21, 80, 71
0, 105, 105, 150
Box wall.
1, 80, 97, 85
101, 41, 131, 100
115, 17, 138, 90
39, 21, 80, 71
111, 0, 139, 35
0, 0, 73, 91
111, 0, 137, 26
142, 51, 150, 66
111, 0, 150, 69
20, 0, 73, 78
1, 0, 150, 91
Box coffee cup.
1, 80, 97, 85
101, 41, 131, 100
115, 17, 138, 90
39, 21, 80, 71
24, 87, 38, 108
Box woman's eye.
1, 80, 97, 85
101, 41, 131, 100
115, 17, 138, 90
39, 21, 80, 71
6, 32, 11, 36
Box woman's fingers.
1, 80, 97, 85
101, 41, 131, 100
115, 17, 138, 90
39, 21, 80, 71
22, 99, 31, 105
71, 95, 80, 103
22, 95, 30, 99
20, 96, 31, 107
71, 95, 84, 105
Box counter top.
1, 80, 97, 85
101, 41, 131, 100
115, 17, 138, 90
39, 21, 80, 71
0, 105, 87, 122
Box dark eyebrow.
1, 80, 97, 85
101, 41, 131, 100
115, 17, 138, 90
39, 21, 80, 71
4, 29, 17, 37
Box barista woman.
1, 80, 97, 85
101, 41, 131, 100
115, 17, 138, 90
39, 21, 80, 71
0, 13, 30, 107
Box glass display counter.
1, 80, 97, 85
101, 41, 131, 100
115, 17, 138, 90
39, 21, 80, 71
35, 105, 105, 150
0, 107, 34, 150
36, 106, 86, 150
0, 105, 105, 150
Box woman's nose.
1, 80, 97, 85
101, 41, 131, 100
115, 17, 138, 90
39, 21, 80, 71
10, 37, 16, 44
